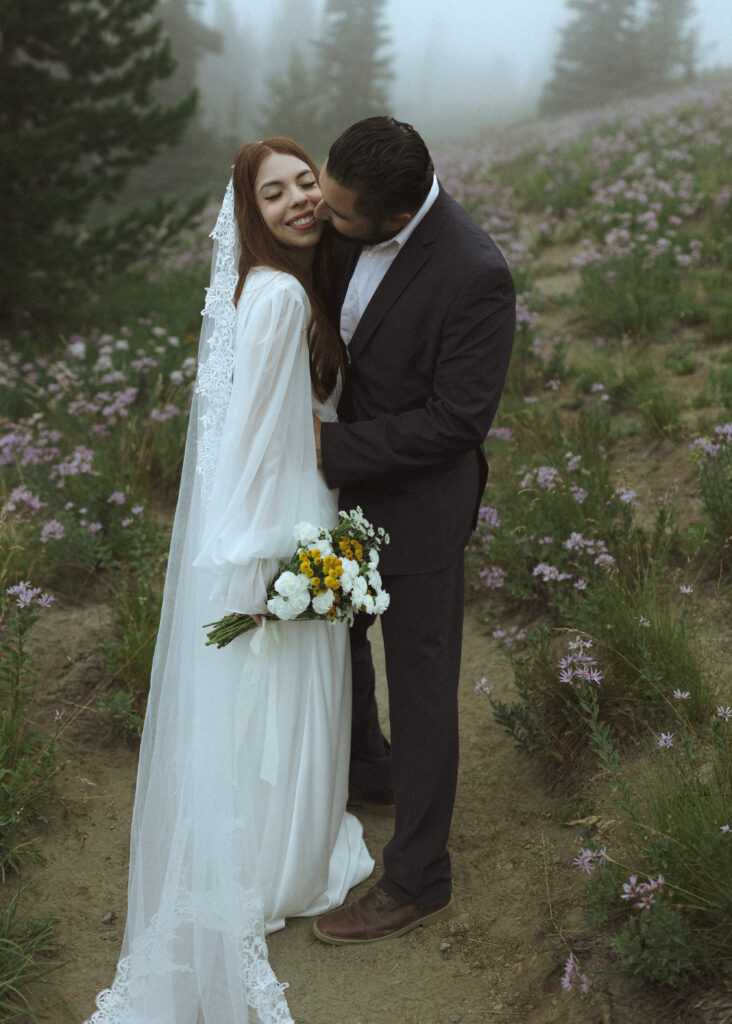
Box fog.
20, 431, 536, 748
197, 0, 732, 141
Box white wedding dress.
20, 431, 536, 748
84, 252, 373, 1024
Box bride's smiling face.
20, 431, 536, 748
255, 152, 324, 255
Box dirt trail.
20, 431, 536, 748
16, 594, 697, 1024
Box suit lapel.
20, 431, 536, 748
346, 190, 447, 365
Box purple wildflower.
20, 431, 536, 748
562, 952, 591, 993
616, 486, 637, 504
40, 519, 65, 543
477, 506, 501, 530
480, 565, 505, 589
486, 426, 514, 443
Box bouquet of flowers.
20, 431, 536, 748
204, 507, 390, 648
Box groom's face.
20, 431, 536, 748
314, 161, 410, 244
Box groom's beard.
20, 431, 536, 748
332, 224, 397, 246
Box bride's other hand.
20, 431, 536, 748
313, 414, 323, 467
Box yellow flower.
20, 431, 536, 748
328, 606, 336, 620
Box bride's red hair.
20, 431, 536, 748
232, 137, 341, 402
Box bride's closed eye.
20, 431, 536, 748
263, 181, 317, 201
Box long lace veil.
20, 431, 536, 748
85, 182, 294, 1024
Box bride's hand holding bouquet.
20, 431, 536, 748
204, 507, 389, 648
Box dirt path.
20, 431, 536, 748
15, 594, 701, 1024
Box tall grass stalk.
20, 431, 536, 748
0, 889, 59, 1023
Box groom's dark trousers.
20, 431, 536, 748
322, 185, 515, 909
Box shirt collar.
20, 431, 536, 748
364, 174, 440, 254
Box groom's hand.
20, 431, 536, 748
313, 414, 323, 468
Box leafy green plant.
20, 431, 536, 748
96, 689, 145, 741
563, 639, 732, 987
690, 428, 732, 557
0, 588, 59, 879
100, 527, 168, 713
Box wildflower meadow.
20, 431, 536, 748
449, 81, 732, 1001
1, 81, 731, 1020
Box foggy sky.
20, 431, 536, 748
200, 0, 732, 136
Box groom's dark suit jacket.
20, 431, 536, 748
321, 185, 515, 575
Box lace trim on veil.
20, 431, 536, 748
87, 888, 293, 1024
195, 178, 239, 498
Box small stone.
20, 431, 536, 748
449, 1016, 463, 1023
439, 942, 451, 953
101, 911, 116, 924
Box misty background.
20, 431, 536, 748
145, 0, 732, 201
194, 0, 732, 141
4, 0, 731, 326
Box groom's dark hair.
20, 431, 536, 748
326, 116, 434, 221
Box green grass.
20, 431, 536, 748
0, 890, 59, 1023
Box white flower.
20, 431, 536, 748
368, 548, 379, 568
361, 594, 376, 614
293, 522, 321, 547
266, 595, 291, 619
69, 339, 86, 359
374, 591, 390, 614
351, 577, 368, 604
94, 354, 113, 373
366, 568, 382, 591
267, 588, 310, 620
312, 590, 335, 614
273, 571, 309, 598
339, 558, 360, 595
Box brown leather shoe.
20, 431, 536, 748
313, 885, 453, 944
347, 793, 395, 818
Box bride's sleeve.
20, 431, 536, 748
193, 277, 318, 615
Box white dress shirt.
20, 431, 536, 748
340, 175, 440, 348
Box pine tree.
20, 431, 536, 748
315, 0, 393, 153
199, 0, 259, 149
156, 0, 222, 106
539, 0, 644, 116
257, 49, 322, 155
641, 0, 698, 87
0, 0, 198, 325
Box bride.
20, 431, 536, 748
84, 138, 374, 1024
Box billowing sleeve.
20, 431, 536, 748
192, 275, 321, 615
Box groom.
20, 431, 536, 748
312, 117, 515, 943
